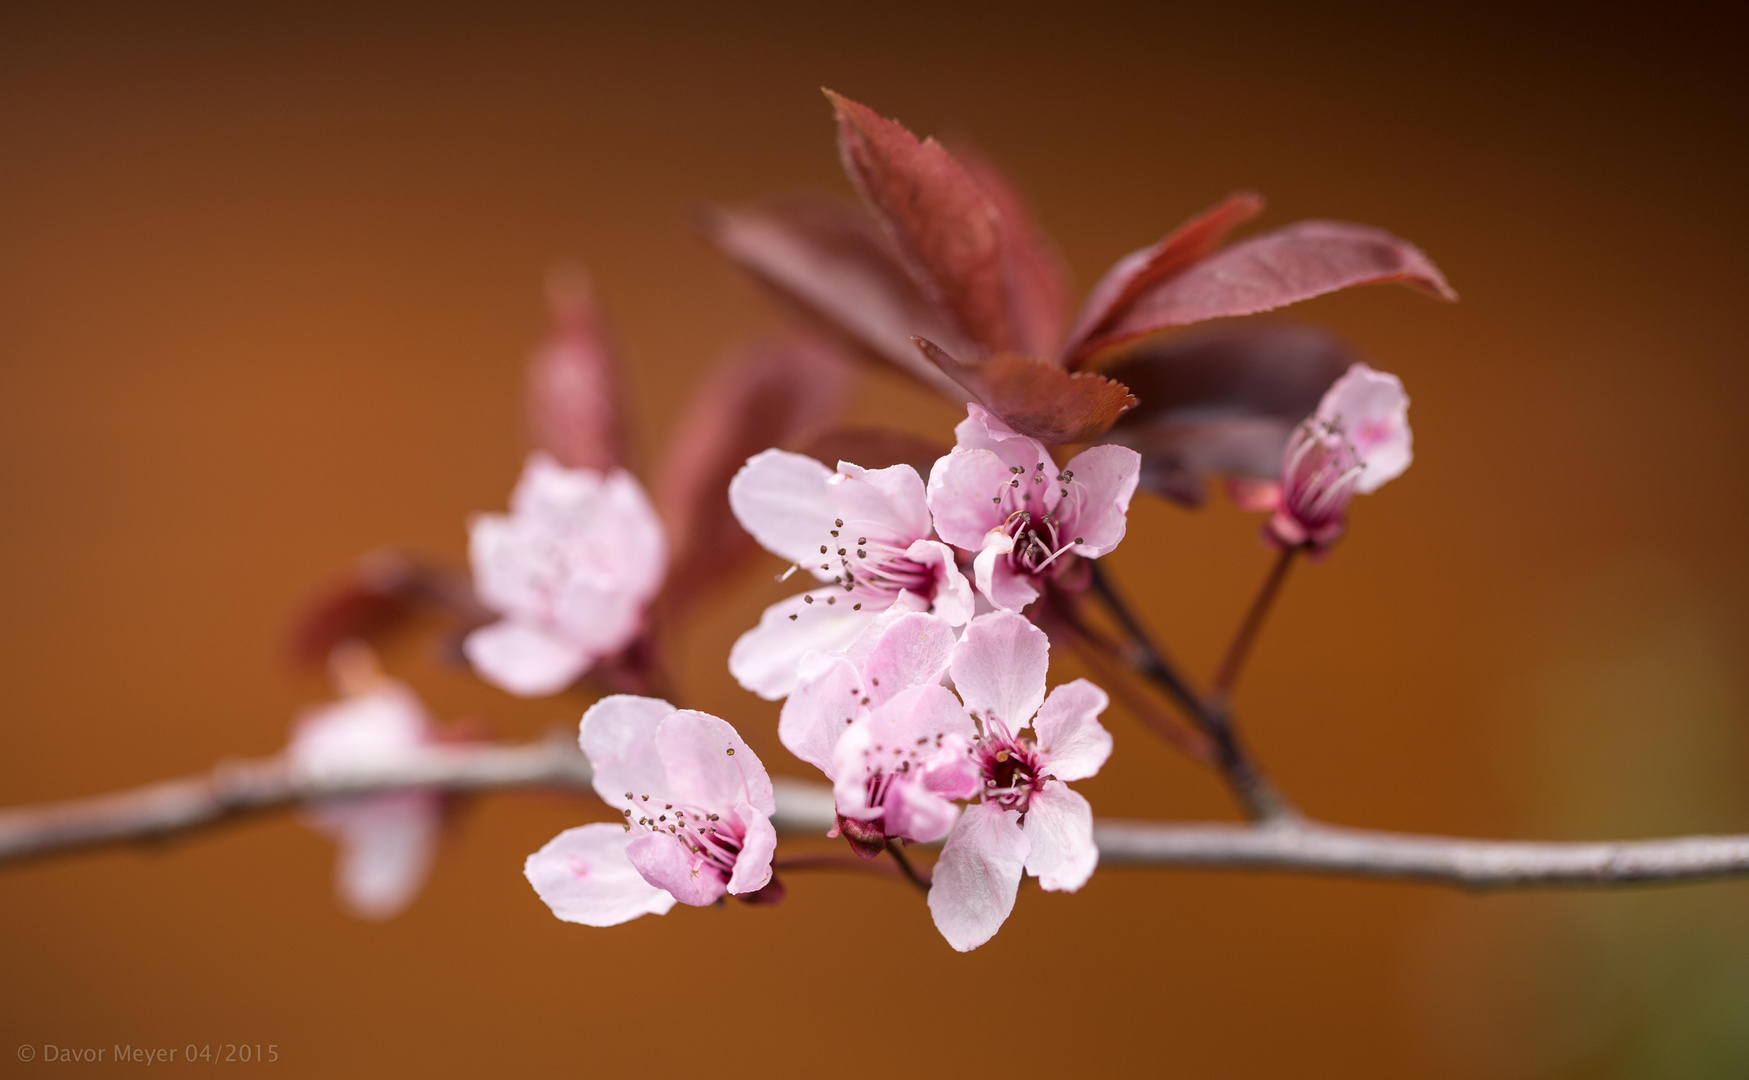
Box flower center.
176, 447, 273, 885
779, 515, 937, 617
1282, 419, 1364, 529
989, 463, 1085, 578
856, 732, 955, 831
973, 721, 1046, 816
623, 792, 741, 879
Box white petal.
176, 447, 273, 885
1057, 443, 1141, 557
925, 447, 1011, 551
971, 532, 1041, 611
1315, 363, 1411, 494
524, 823, 677, 926
463, 620, 594, 698
1021, 783, 1098, 892
320, 794, 441, 920
727, 449, 839, 573
950, 610, 1049, 732
830, 461, 932, 543
778, 651, 865, 777
927, 801, 1029, 952
905, 539, 974, 625
656, 710, 775, 817
859, 610, 957, 705
578, 694, 678, 810
1032, 679, 1114, 782
728, 588, 880, 700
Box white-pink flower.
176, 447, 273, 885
1257, 363, 1411, 551
927, 611, 1113, 951
727, 449, 973, 700
926, 405, 1141, 611
465, 452, 666, 697
778, 611, 980, 851
287, 680, 443, 921
524, 696, 777, 926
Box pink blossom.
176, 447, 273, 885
926, 405, 1140, 611
928, 611, 1113, 951
465, 453, 666, 697
726, 449, 973, 699
287, 679, 442, 920
525, 696, 777, 925
778, 611, 980, 852
1258, 363, 1411, 552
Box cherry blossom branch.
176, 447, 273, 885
7, 738, 1749, 890
1083, 563, 1294, 822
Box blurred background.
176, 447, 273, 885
3, 2, 1747, 1076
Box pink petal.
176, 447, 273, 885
1021, 783, 1098, 892
626, 832, 728, 907
524, 823, 677, 926
1057, 443, 1141, 558
924, 446, 1012, 551
578, 694, 678, 810
778, 651, 865, 777
830, 461, 932, 543
971, 534, 1041, 612
287, 682, 431, 773
903, 539, 973, 625
950, 611, 1050, 731
728, 588, 884, 700
1032, 679, 1114, 782
318, 793, 440, 921
655, 710, 776, 818
882, 776, 963, 845
1315, 363, 1412, 494
727, 449, 840, 576
726, 800, 778, 895
462, 620, 594, 698
860, 611, 957, 706
952, 403, 1056, 475
927, 801, 1029, 952
830, 718, 883, 820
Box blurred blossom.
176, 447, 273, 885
465, 453, 666, 697
525, 696, 776, 925
726, 449, 971, 700
779, 611, 979, 853
929, 611, 1113, 951
286, 668, 441, 921
927, 405, 1140, 610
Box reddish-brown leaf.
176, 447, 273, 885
1060, 191, 1266, 365
653, 335, 853, 612
285, 552, 489, 668
826, 91, 1015, 356
913, 337, 1136, 445
1077, 220, 1457, 358
952, 141, 1074, 359
698, 195, 971, 401
1098, 323, 1361, 505
794, 425, 951, 480
526, 267, 625, 471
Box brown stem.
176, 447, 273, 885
886, 841, 931, 893
1083, 562, 1294, 823
1212, 546, 1299, 698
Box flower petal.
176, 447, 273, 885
860, 611, 957, 706
904, 539, 974, 625
462, 620, 594, 698
319, 794, 440, 920
1315, 363, 1411, 494
970, 531, 1041, 612
927, 801, 1029, 952
1032, 679, 1114, 782
1058, 444, 1141, 558
830, 461, 932, 544
726, 800, 778, 895
727, 449, 840, 575
656, 710, 776, 817
778, 651, 865, 777
578, 694, 678, 810
1021, 783, 1098, 892
951, 610, 1050, 731
925, 447, 1012, 551
728, 588, 883, 700
626, 832, 728, 907
524, 823, 677, 926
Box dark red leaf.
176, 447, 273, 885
1077, 220, 1457, 358
914, 337, 1136, 445
826, 91, 1016, 356
836, 814, 888, 860
952, 141, 1074, 359
698, 195, 971, 401
1060, 191, 1265, 365
1098, 323, 1361, 505
653, 335, 853, 613
526, 267, 625, 471
285, 551, 488, 668
793, 425, 950, 479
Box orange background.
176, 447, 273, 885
3, 3, 1748, 1076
